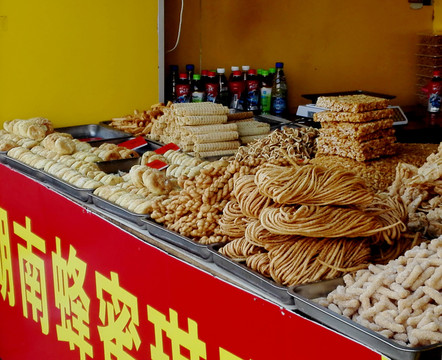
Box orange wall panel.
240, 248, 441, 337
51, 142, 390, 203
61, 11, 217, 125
165, 1, 433, 112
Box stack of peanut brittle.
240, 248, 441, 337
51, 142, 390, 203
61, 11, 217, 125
314, 95, 396, 161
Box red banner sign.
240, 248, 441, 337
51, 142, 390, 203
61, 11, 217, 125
0, 164, 382, 360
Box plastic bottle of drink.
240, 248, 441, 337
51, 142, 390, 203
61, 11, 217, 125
424, 70, 442, 113
200, 69, 209, 89
230, 65, 240, 77
166, 64, 179, 103
205, 71, 219, 103
186, 64, 195, 84
191, 74, 205, 103
257, 68, 264, 86
216, 68, 229, 106
175, 73, 191, 103
228, 70, 245, 110
241, 65, 250, 82
268, 67, 276, 83
271, 62, 288, 117
246, 69, 260, 112
260, 70, 272, 115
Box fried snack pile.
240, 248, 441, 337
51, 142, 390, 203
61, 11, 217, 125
3, 117, 54, 141
317, 236, 442, 347
150, 103, 241, 158
314, 95, 396, 161
217, 162, 411, 287
150, 126, 320, 244
389, 143, 442, 238
312, 143, 439, 192
109, 103, 168, 136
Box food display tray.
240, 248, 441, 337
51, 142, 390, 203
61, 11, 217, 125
208, 244, 294, 305
288, 280, 442, 360
141, 218, 212, 260
0, 150, 8, 164
96, 158, 140, 174
55, 124, 130, 142
39, 171, 94, 203
91, 194, 148, 228
4, 156, 44, 180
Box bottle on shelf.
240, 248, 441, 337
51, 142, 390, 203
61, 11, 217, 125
205, 71, 219, 103
257, 68, 264, 86
241, 65, 250, 82
260, 70, 272, 115
175, 73, 191, 103
268, 67, 276, 85
200, 69, 209, 88
216, 68, 230, 106
191, 74, 205, 103
271, 62, 288, 117
423, 70, 442, 113
230, 65, 240, 76
166, 64, 179, 103
245, 69, 260, 113
228, 70, 245, 110
186, 64, 195, 84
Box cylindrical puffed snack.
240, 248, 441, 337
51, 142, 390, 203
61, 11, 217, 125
177, 115, 228, 126
193, 131, 239, 144
194, 141, 240, 152
183, 123, 237, 134
240, 134, 269, 144
191, 149, 238, 158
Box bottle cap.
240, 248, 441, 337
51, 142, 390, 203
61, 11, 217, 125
247, 69, 257, 75
257, 68, 263, 75
208, 71, 216, 77
242, 65, 250, 71
262, 70, 269, 76
193, 74, 201, 80
232, 70, 242, 76
179, 73, 187, 79
433, 70, 441, 77
186, 64, 195, 71
201, 69, 208, 76
269, 67, 276, 74
231, 66, 239, 71
275, 62, 284, 68
170, 65, 179, 71
217, 68, 226, 74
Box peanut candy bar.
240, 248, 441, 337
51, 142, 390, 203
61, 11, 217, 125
316, 95, 390, 113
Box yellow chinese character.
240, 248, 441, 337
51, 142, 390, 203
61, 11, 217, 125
147, 306, 207, 360
0, 207, 15, 307
14, 216, 49, 335
96, 271, 140, 360
219, 348, 244, 360
52, 237, 93, 360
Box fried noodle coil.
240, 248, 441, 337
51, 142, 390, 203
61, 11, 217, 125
259, 205, 391, 238
255, 163, 374, 206
233, 175, 274, 218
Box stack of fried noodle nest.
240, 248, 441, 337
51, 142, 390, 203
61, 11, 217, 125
219, 159, 416, 287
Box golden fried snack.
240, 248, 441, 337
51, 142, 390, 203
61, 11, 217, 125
255, 163, 374, 206
233, 175, 274, 218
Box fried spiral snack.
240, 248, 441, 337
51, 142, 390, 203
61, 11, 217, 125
244, 219, 294, 248
267, 237, 371, 286
255, 163, 374, 206
233, 175, 274, 218
218, 237, 263, 261
259, 205, 386, 238
218, 200, 250, 238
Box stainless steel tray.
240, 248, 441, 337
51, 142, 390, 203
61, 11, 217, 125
208, 244, 294, 304
39, 171, 93, 203
288, 280, 442, 360
91, 194, 148, 228
4, 156, 44, 180
55, 124, 130, 142
0, 150, 7, 164
96, 158, 140, 174
141, 218, 212, 260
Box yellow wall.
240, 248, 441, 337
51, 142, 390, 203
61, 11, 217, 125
0, 0, 159, 127
165, 1, 434, 112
